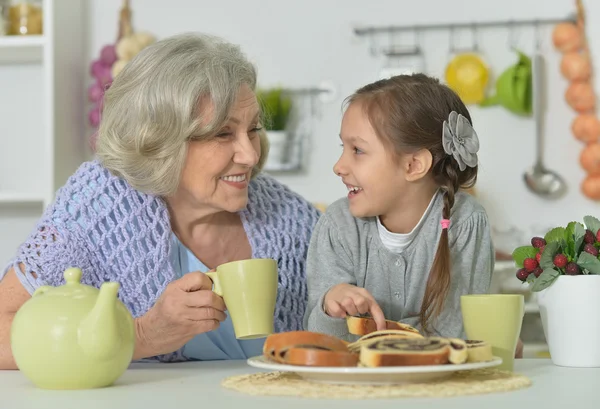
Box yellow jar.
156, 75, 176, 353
8, 1, 42, 35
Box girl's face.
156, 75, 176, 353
334, 101, 411, 219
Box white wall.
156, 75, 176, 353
81, 0, 596, 246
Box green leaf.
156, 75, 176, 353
573, 222, 586, 255
545, 227, 566, 244
530, 268, 560, 292
576, 252, 600, 275
512, 246, 538, 268
526, 273, 537, 284
584, 216, 600, 235
564, 222, 576, 259
540, 241, 560, 270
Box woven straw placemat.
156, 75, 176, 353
221, 368, 531, 399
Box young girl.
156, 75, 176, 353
303, 73, 494, 341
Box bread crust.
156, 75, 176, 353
284, 347, 359, 367
263, 331, 356, 367
346, 316, 421, 336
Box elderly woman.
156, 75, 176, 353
0, 33, 320, 369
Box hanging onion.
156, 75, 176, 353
581, 174, 600, 200
565, 81, 596, 112
572, 114, 600, 143
552, 22, 583, 53
560, 52, 592, 81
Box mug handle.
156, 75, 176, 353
205, 271, 223, 297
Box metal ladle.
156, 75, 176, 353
523, 51, 567, 199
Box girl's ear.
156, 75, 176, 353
404, 149, 433, 181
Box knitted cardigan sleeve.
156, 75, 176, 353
1, 161, 175, 311
2, 165, 101, 293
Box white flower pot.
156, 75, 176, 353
264, 130, 289, 169
537, 275, 600, 367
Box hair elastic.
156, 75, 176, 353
440, 219, 451, 230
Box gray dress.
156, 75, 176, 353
303, 190, 494, 341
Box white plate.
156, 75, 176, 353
247, 355, 503, 385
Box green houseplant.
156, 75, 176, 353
256, 88, 293, 169
256, 87, 293, 132
512, 216, 600, 367
512, 216, 600, 290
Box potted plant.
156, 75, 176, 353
512, 216, 600, 367
256, 87, 293, 169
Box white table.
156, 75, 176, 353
1, 359, 598, 409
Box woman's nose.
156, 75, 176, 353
234, 134, 259, 167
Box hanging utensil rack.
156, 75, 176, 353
353, 15, 577, 57
353, 16, 576, 37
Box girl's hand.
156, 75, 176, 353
323, 283, 387, 330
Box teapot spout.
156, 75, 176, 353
78, 282, 122, 361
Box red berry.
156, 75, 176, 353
565, 262, 580, 275
523, 258, 538, 272
516, 268, 530, 282
584, 243, 599, 256
531, 237, 546, 248
596, 230, 600, 243
539, 245, 545, 253
553, 254, 568, 269
584, 229, 596, 244
533, 267, 543, 277
535, 252, 542, 263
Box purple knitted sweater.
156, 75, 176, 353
2, 160, 320, 362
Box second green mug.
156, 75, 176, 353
460, 294, 524, 371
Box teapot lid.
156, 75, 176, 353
33, 267, 100, 298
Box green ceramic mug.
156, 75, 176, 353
206, 258, 278, 340
460, 294, 524, 371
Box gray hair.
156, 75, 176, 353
96, 32, 269, 197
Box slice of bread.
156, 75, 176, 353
359, 337, 451, 367
446, 338, 468, 364
346, 315, 421, 336
263, 331, 349, 363
347, 329, 424, 353
465, 340, 494, 362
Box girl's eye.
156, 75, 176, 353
249, 126, 263, 133
216, 131, 233, 138
354, 147, 364, 155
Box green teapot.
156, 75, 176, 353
10, 267, 135, 389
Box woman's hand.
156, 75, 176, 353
323, 283, 387, 330
133, 271, 227, 359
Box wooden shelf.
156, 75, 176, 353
0, 35, 46, 64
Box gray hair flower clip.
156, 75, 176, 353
442, 111, 480, 171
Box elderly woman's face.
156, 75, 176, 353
177, 84, 262, 213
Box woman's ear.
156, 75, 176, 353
404, 149, 433, 182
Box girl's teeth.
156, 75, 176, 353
222, 175, 246, 182
348, 186, 362, 192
